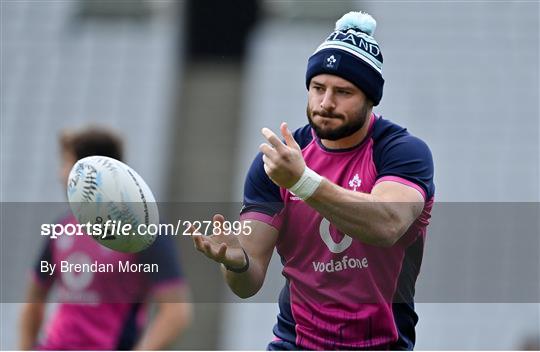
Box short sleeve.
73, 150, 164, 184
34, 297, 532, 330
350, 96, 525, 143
241, 152, 284, 217
374, 134, 435, 200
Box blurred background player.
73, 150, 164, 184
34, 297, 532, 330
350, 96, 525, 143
192, 11, 434, 350
19, 126, 192, 350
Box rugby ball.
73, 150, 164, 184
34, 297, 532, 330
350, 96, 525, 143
67, 156, 158, 253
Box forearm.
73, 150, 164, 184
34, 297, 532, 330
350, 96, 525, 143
135, 303, 191, 350
306, 179, 416, 246
259, 123, 425, 246
192, 217, 277, 299
19, 303, 44, 350
221, 251, 267, 299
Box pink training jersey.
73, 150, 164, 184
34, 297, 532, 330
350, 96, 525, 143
241, 114, 434, 350
33, 214, 184, 350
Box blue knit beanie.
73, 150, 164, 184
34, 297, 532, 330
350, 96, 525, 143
306, 11, 384, 105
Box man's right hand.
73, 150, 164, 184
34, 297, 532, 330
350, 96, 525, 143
190, 214, 247, 270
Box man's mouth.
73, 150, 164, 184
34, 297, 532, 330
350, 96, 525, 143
315, 113, 342, 120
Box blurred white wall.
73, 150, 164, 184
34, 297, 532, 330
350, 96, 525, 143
1, 0, 179, 203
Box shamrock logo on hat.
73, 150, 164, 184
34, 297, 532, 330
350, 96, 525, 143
326, 55, 337, 68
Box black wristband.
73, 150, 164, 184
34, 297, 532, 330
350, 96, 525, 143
224, 248, 250, 273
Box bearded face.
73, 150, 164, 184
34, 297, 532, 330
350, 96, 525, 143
307, 74, 372, 141
306, 101, 369, 141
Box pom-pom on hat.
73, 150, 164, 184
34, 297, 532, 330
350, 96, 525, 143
306, 11, 384, 105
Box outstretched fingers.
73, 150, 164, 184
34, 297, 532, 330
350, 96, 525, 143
192, 232, 205, 252
215, 242, 227, 262
280, 122, 300, 150
261, 128, 286, 152
194, 234, 227, 262
189, 220, 220, 259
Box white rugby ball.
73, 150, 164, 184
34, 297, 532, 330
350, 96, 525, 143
67, 156, 159, 253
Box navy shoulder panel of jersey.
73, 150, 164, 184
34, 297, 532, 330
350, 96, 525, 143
372, 117, 435, 199
138, 233, 183, 285
242, 125, 313, 217
292, 124, 314, 149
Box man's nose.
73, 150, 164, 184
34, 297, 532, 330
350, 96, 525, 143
320, 91, 336, 111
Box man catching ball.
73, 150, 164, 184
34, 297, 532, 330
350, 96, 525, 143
192, 11, 434, 350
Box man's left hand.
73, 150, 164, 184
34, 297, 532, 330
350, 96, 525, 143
260, 122, 305, 189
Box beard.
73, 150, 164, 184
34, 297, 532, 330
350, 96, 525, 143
307, 102, 370, 141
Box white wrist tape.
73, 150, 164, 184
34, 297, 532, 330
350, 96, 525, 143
289, 167, 323, 200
